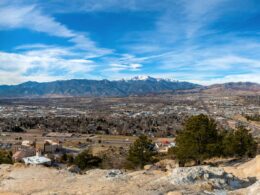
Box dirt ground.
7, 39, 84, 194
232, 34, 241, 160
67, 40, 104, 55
0, 156, 259, 195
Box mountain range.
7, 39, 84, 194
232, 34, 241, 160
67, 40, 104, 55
0, 76, 259, 98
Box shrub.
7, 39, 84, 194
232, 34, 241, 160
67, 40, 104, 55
127, 135, 156, 168
222, 126, 257, 158
74, 149, 101, 170
0, 150, 13, 164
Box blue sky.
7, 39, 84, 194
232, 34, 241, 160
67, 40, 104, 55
0, 0, 259, 85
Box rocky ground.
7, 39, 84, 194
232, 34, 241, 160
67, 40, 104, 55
0, 156, 259, 195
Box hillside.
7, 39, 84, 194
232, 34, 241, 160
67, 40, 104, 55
0, 156, 259, 195
204, 82, 260, 95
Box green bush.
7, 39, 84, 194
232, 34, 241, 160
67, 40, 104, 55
222, 126, 257, 158
0, 150, 13, 164
245, 114, 260, 122
127, 135, 156, 168
74, 149, 101, 170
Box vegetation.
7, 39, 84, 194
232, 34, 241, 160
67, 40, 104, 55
0, 150, 13, 164
0, 113, 182, 137
222, 126, 257, 158
127, 135, 156, 168
98, 146, 128, 169
11, 126, 25, 132
173, 114, 257, 166
60, 153, 74, 165
74, 149, 102, 170
173, 114, 221, 165
245, 114, 260, 122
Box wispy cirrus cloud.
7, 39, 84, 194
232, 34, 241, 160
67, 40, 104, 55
109, 63, 142, 72
0, 2, 112, 57
0, 4, 74, 37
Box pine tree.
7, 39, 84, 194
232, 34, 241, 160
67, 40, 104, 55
223, 126, 257, 158
173, 114, 220, 165
127, 135, 155, 168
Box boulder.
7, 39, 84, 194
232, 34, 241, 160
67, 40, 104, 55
105, 169, 124, 179
155, 159, 176, 171
144, 165, 153, 170
168, 166, 252, 190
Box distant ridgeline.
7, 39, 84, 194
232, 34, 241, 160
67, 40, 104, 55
0, 77, 201, 98
0, 77, 259, 98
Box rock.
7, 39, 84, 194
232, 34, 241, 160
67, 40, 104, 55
167, 191, 183, 195
168, 166, 251, 190
155, 159, 176, 171
144, 165, 153, 170
105, 169, 124, 179
67, 165, 80, 173
228, 180, 260, 195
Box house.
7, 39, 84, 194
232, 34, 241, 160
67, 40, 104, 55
12, 147, 36, 162
43, 140, 62, 153
154, 140, 176, 153
12, 140, 36, 162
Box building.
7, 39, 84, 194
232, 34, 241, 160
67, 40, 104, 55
12, 140, 36, 162
12, 147, 36, 162
12, 139, 62, 163
43, 140, 62, 153
154, 140, 176, 153
23, 155, 51, 166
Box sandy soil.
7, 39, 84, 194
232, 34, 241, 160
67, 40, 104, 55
224, 155, 260, 179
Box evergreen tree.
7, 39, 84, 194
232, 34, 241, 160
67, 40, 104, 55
127, 135, 155, 168
173, 114, 220, 165
223, 126, 257, 158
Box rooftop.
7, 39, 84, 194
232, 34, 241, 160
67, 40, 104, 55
23, 156, 51, 165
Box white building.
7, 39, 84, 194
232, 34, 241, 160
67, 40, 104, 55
23, 156, 51, 166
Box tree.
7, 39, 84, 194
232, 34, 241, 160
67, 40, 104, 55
223, 126, 257, 158
127, 135, 156, 168
74, 149, 101, 170
173, 114, 220, 165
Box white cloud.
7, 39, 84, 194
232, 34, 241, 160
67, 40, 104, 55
109, 63, 142, 71
0, 3, 112, 58
0, 4, 74, 37
15, 43, 55, 50
186, 73, 260, 86
0, 48, 96, 84
70, 34, 113, 58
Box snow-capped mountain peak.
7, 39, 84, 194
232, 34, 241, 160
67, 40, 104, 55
131, 75, 153, 81
128, 75, 176, 82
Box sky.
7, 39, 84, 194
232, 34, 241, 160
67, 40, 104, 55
0, 0, 259, 85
